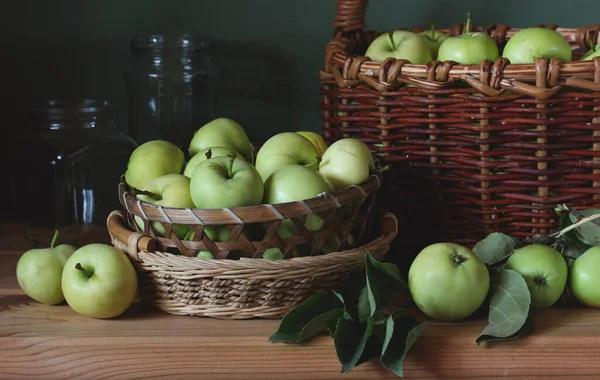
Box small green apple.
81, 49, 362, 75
318, 138, 375, 192
505, 244, 568, 309
569, 246, 600, 308
61, 244, 138, 319
183, 146, 245, 178
502, 27, 572, 63
255, 132, 321, 182
419, 20, 449, 59
124, 140, 185, 191
134, 174, 195, 239
581, 43, 600, 61
296, 131, 328, 156
190, 153, 264, 209
365, 30, 433, 64
189, 118, 253, 163
16, 231, 77, 305
437, 13, 499, 64
408, 242, 490, 321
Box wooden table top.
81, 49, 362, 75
2, 223, 600, 379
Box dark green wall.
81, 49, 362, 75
2, 0, 598, 142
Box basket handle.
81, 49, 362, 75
106, 210, 156, 255
333, 0, 369, 37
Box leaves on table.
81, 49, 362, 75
568, 209, 600, 247
380, 310, 423, 377
476, 269, 531, 345
472, 232, 523, 266
269, 293, 343, 343
363, 254, 409, 320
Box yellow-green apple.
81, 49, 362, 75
296, 131, 328, 156
16, 231, 77, 305
188, 118, 253, 163
569, 246, 600, 308
408, 242, 490, 321
505, 244, 567, 308
134, 174, 195, 239
190, 153, 263, 209
365, 30, 433, 64
183, 146, 245, 178
437, 13, 499, 64
125, 140, 185, 190
255, 132, 321, 182
318, 138, 375, 192
263, 164, 334, 232
419, 21, 449, 59
502, 27, 572, 63
61, 244, 138, 319
581, 44, 600, 61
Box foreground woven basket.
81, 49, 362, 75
321, 0, 600, 245
107, 210, 398, 319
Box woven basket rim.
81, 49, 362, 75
118, 172, 383, 225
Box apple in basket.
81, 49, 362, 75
502, 27, 572, 64
365, 30, 433, 64
16, 231, 77, 305
134, 174, 195, 239
318, 138, 376, 192
581, 43, 600, 61
254, 132, 321, 182
188, 118, 254, 163
419, 20, 449, 59
296, 131, 329, 156
437, 13, 499, 64
62, 243, 138, 319
124, 140, 185, 190
183, 146, 246, 178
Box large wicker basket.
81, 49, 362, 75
321, 0, 600, 246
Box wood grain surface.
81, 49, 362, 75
3, 226, 600, 379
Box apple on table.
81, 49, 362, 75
568, 245, 600, 308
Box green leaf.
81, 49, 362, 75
269, 293, 343, 343
476, 317, 533, 344
334, 271, 366, 323
334, 314, 376, 373
472, 232, 522, 266
569, 209, 600, 246
364, 254, 409, 318
555, 236, 591, 266
357, 287, 371, 324
476, 269, 531, 345
380, 310, 423, 377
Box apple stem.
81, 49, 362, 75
75, 263, 93, 278
226, 151, 237, 178
388, 31, 396, 48
50, 230, 59, 249
205, 148, 213, 160
429, 20, 436, 39
464, 12, 472, 35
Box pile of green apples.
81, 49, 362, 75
365, 13, 599, 66
407, 241, 600, 322
16, 231, 138, 319
124, 117, 376, 260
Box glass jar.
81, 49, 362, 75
10, 100, 137, 244
124, 33, 220, 150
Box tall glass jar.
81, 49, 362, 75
10, 100, 137, 244
124, 34, 220, 150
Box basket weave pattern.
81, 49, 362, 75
321, 0, 600, 244
108, 210, 398, 319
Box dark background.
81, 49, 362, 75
2, 0, 598, 142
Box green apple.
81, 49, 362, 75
61, 244, 138, 319
296, 131, 328, 156
183, 146, 245, 178
262, 220, 298, 259
365, 30, 433, 64
134, 174, 195, 239
264, 164, 334, 232
569, 246, 600, 308
189, 118, 253, 163
408, 242, 490, 321
419, 20, 449, 59
16, 231, 77, 305
190, 153, 264, 209
502, 27, 572, 64
318, 138, 375, 192
437, 13, 499, 64
125, 140, 185, 191
505, 244, 567, 309
255, 132, 321, 182
581, 43, 600, 61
